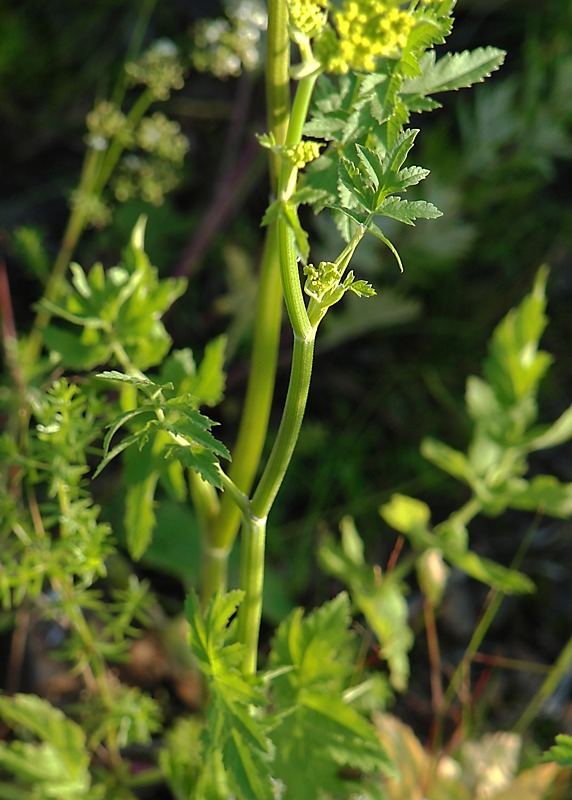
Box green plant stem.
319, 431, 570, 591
94, 89, 153, 194
265, 0, 291, 192
202, 227, 283, 600
25, 148, 100, 365
252, 325, 315, 519
233, 16, 324, 664
513, 635, 572, 734
199, 0, 291, 602
237, 513, 267, 675
434, 517, 535, 748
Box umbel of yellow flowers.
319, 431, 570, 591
288, 0, 416, 73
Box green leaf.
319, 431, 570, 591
356, 574, 414, 692
319, 529, 413, 691
376, 195, 443, 225
366, 223, 404, 272
268, 594, 393, 798
0, 694, 91, 799
124, 472, 159, 560
379, 493, 431, 536
542, 734, 572, 767
503, 475, 572, 519
43, 324, 112, 370
484, 265, 553, 405
271, 692, 393, 799
448, 551, 534, 594
339, 154, 377, 213
282, 201, 310, 263
191, 335, 227, 407
185, 591, 273, 799
524, 404, 572, 451
93, 429, 143, 478
421, 437, 472, 483
402, 47, 506, 99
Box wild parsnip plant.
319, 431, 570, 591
2, 1, 571, 798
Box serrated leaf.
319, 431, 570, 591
185, 591, 273, 799
339, 155, 377, 213
270, 691, 393, 799
355, 144, 384, 190
97, 370, 162, 389
395, 165, 431, 190
93, 430, 143, 478
100, 405, 154, 459
383, 129, 419, 178
377, 195, 443, 225
191, 335, 227, 407
402, 47, 506, 98
168, 445, 225, 489
348, 278, 376, 298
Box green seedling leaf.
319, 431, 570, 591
448, 550, 534, 594
542, 734, 572, 767
503, 475, 572, 518
319, 524, 413, 691
380, 493, 431, 536
421, 437, 472, 483
402, 47, 506, 99
484, 265, 553, 405
524, 404, 572, 451
357, 573, 413, 692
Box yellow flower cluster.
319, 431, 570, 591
315, 0, 415, 74
287, 0, 328, 39
284, 140, 323, 169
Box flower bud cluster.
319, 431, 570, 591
192, 0, 267, 79
287, 0, 328, 39
125, 39, 185, 101
86, 101, 133, 151
284, 140, 323, 169
112, 157, 180, 206
303, 260, 341, 302
136, 113, 189, 165
70, 190, 112, 229
313, 0, 415, 74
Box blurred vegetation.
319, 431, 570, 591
1, 0, 571, 750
